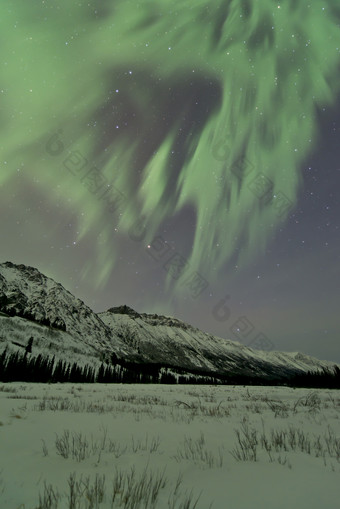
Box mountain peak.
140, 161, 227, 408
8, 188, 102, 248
2, 261, 40, 272
107, 305, 141, 318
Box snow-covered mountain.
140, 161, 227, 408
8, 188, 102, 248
0, 261, 136, 360
0, 262, 337, 380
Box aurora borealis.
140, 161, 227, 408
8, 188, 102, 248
1, 1, 340, 362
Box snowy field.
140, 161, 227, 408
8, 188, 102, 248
0, 383, 339, 509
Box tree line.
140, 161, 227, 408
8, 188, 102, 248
0, 347, 339, 387
0, 348, 217, 384
287, 365, 340, 389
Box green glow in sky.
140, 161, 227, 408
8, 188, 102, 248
1, 1, 339, 291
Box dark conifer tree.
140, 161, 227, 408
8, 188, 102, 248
25, 337, 33, 354
0, 348, 8, 381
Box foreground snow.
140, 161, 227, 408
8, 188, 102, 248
0, 383, 339, 508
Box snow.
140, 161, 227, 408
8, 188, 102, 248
1, 262, 338, 380
0, 383, 339, 508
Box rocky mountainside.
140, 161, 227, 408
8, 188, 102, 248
0, 262, 337, 381
0, 262, 119, 357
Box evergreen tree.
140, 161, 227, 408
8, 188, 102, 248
0, 348, 8, 381
25, 337, 33, 354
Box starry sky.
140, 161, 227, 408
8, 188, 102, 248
1, 1, 339, 363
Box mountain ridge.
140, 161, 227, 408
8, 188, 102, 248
0, 261, 338, 382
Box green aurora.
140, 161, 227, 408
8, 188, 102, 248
1, 0, 339, 292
